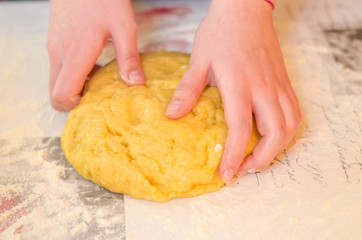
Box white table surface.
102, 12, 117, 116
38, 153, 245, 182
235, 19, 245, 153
1, 0, 361, 239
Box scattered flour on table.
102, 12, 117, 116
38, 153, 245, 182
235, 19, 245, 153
0, 138, 125, 239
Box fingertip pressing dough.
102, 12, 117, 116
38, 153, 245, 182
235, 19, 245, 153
61, 51, 259, 202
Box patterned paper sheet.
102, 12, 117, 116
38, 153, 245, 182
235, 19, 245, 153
0, 0, 361, 239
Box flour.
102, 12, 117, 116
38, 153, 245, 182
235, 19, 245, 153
213, 144, 223, 152
0, 138, 126, 239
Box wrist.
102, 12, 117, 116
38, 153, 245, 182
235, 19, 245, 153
210, 0, 273, 13
263, 0, 275, 10
209, 0, 273, 21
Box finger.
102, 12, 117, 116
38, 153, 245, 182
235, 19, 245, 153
165, 62, 208, 118
269, 51, 302, 150
236, 92, 287, 176
47, 36, 64, 110
285, 83, 302, 122
110, 3, 144, 86
217, 75, 253, 182
278, 89, 302, 149
271, 54, 301, 119
48, 60, 63, 111
52, 43, 102, 111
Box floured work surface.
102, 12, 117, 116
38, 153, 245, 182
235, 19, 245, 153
0, 0, 361, 239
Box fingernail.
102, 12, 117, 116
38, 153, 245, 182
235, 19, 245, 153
222, 169, 234, 182
166, 101, 182, 115
236, 168, 261, 177
236, 171, 247, 178
128, 70, 144, 85
120, 72, 127, 81
70, 95, 81, 105
248, 168, 261, 174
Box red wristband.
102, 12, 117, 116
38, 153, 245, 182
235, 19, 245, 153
264, 0, 275, 10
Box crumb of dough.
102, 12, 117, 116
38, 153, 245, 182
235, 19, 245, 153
61, 51, 259, 202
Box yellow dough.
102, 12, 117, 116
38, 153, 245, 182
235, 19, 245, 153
61, 51, 259, 202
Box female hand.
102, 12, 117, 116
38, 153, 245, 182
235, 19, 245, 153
47, 0, 144, 111
166, 0, 301, 182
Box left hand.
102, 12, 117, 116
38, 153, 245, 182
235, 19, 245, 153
47, 0, 144, 111
165, 0, 301, 182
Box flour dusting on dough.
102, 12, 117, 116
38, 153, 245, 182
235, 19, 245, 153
214, 144, 223, 153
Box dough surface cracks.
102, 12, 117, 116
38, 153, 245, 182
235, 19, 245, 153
61, 51, 259, 202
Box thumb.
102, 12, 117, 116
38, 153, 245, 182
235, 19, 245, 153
166, 63, 208, 119
111, 5, 145, 86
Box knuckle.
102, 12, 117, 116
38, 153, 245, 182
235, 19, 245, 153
177, 80, 194, 93
121, 18, 137, 32
113, 19, 137, 39
271, 125, 287, 141
117, 54, 140, 77
119, 54, 139, 66
287, 107, 303, 131
288, 114, 302, 130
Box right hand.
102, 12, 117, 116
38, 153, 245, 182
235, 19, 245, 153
165, 0, 301, 182
47, 0, 144, 111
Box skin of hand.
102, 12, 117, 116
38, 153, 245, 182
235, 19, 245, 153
165, 0, 302, 182
47, 0, 145, 111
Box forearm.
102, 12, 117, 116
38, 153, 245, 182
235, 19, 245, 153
208, 0, 274, 22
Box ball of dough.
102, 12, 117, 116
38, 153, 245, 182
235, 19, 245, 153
61, 51, 259, 202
